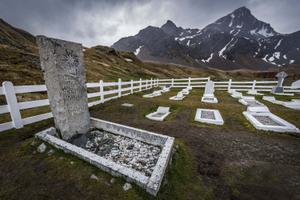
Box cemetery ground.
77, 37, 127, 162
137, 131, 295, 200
0, 88, 300, 200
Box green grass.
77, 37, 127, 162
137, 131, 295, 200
1, 89, 300, 200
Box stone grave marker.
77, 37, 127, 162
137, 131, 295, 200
204, 80, 215, 96
272, 71, 288, 93
37, 36, 90, 140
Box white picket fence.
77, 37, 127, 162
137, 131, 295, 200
0, 78, 159, 132
1, 76, 299, 133
157, 78, 300, 93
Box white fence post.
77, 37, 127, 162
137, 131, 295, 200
118, 78, 122, 97
151, 78, 153, 88
139, 78, 142, 91
2, 81, 23, 129
188, 77, 191, 87
252, 80, 256, 91
99, 80, 104, 103
171, 78, 174, 87
228, 79, 232, 91
156, 78, 159, 87
146, 79, 148, 89
131, 80, 133, 94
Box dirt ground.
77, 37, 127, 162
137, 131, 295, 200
1, 88, 300, 200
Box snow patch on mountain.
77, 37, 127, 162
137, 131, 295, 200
187, 40, 190, 46
274, 39, 282, 49
202, 53, 214, 63
219, 38, 234, 59
134, 45, 143, 55
229, 14, 234, 27
256, 25, 275, 37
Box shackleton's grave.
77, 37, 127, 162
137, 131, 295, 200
35, 36, 174, 196
37, 36, 90, 140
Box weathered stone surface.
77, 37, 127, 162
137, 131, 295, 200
36, 36, 90, 140
37, 143, 46, 153
123, 183, 132, 191
90, 174, 99, 181
204, 80, 215, 96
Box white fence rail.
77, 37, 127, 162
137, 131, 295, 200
1, 76, 299, 133
0, 78, 159, 132
157, 78, 300, 93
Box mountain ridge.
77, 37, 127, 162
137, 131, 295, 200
112, 6, 300, 70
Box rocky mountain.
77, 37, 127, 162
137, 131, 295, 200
112, 7, 300, 70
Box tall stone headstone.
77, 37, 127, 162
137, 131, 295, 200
271, 71, 288, 94
204, 80, 215, 96
37, 36, 90, 140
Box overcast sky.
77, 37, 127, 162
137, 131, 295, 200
1, 0, 299, 47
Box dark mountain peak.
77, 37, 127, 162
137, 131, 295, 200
233, 6, 251, 15
112, 7, 299, 69
161, 20, 177, 29
161, 20, 182, 36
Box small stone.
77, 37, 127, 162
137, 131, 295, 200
90, 174, 99, 181
37, 143, 46, 153
70, 161, 74, 165
123, 183, 132, 191
110, 178, 116, 184
47, 149, 54, 156
59, 156, 64, 160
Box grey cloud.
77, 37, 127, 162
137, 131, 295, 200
0, 0, 299, 47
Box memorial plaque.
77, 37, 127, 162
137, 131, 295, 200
37, 36, 90, 140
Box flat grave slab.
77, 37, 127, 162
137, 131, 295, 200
263, 96, 300, 110
231, 92, 243, 98
161, 86, 171, 93
181, 88, 190, 95
146, 106, 171, 121
169, 92, 185, 101
282, 101, 300, 110
143, 90, 162, 98
36, 118, 174, 196
247, 89, 263, 95
239, 96, 264, 107
247, 105, 270, 113
243, 112, 299, 133
121, 103, 134, 107
194, 108, 224, 125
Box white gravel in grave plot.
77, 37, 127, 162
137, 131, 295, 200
253, 115, 284, 126
201, 110, 216, 120
82, 130, 162, 177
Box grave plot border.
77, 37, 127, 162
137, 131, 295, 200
35, 118, 175, 196
194, 108, 224, 125
243, 111, 299, 133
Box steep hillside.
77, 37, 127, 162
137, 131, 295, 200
0, 18, 216, 85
